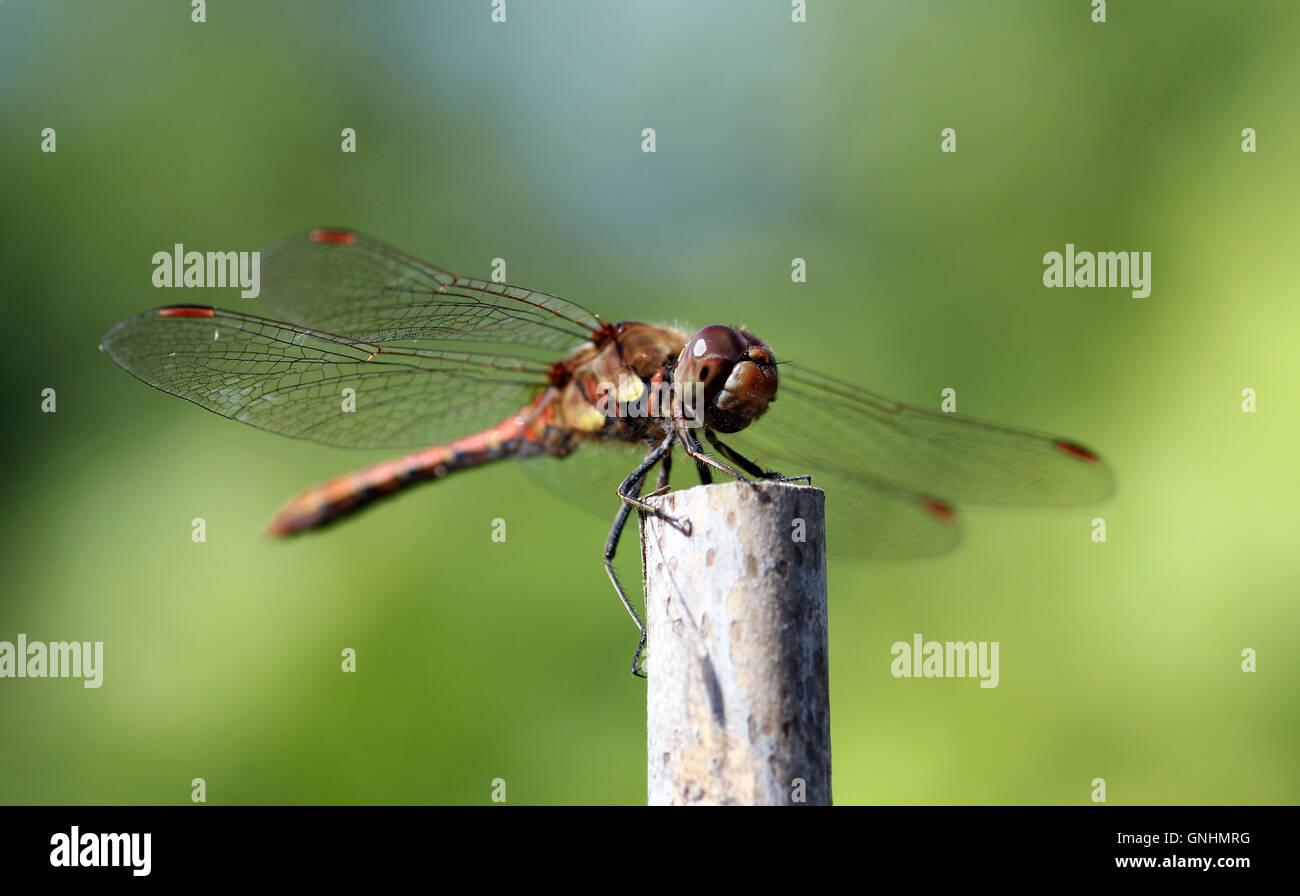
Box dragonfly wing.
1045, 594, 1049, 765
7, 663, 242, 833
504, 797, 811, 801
514, 429, 949, 563
793, 466, 960, 560
101, 306, 549, 449
721, 363, 1113, 558
256, 228, 604, 350
734, 364, 1115, 505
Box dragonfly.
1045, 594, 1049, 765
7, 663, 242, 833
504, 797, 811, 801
102, 228, 1114, 676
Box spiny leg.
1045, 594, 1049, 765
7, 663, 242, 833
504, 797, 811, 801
694, 449, 714, 486
605, 433, 680, 677
647, 436, 673, 496
705, 429, 764, 476
617, 433, 689, 534
604, 476, 650, 678
705, 429, 812, 484
677, 424, 753, 484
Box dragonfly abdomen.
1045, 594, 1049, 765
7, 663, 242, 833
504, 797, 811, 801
266, 416, 544, 536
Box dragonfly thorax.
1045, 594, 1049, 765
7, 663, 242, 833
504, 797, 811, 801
676, 325, 778, 434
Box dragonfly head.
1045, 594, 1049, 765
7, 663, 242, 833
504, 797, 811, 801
676, 325, 778, 433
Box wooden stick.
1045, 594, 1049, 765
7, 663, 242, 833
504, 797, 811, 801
642, 480, 831, 805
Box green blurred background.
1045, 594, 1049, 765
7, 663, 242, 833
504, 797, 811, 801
2, 1, 1297, 805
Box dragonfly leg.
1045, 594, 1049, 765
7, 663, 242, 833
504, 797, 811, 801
705, 429, 764, 476
677, 424, 753, 484
617, 434, 690, 534
604, 482, 649, 678
705, 430, 813, 485
694, 454, 714, 486
605, 434, 682, 678
644, 439, 673, 498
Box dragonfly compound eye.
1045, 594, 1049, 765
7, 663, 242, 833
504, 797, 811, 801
678, 326, 779, 433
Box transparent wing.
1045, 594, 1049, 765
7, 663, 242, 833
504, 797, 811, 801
101, 306, 550, 449
519, 428, 959, 560
256, 228, 604, 350
723, 364, 1114, 559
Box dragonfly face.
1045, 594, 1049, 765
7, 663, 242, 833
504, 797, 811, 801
675, 325, 779, 435
102, 227, 1114, 675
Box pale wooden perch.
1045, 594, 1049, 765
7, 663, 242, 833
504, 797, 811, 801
641, 480, 831, 806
